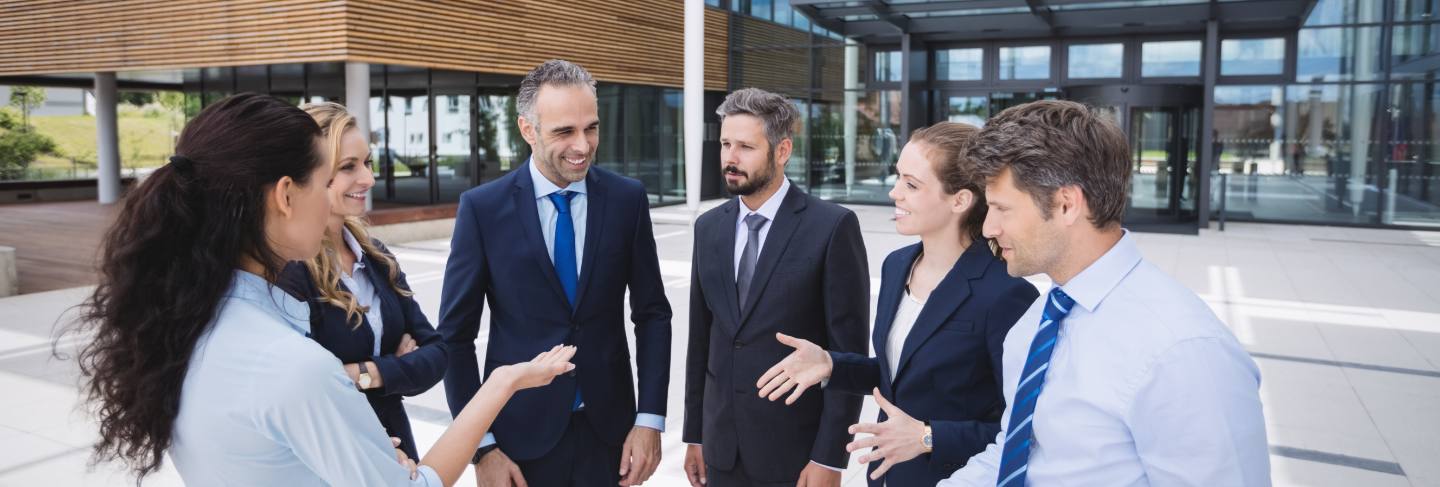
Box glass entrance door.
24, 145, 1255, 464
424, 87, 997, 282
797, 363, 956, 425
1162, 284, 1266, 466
1129, 106, 1200, 225
1065, 84, 1204, 233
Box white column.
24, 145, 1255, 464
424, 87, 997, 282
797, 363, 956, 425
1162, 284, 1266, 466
684, 0, 704, 214
844, 39, 859, 195
94, 72, 121, 204
345, 62, 372, 211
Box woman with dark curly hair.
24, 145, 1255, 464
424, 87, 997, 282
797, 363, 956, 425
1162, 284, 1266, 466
71, 92, 574, 486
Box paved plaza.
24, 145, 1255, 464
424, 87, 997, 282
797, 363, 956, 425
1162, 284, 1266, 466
1, 202, 1438, 486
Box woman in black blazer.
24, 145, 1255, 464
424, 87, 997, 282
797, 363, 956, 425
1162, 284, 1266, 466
279, 102, 448, 460
757, 122, 1038, 486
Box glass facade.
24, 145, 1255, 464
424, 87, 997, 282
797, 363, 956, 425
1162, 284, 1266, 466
180, 63, 684, 207
720, 0, 1440, 229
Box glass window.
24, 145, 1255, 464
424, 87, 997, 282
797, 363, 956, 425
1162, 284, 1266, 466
943, 96, 989, 126
805, 90, 902, 202
999, 45, 1051, 80
875, 51, 903, 82
706, 0, 720, 6
1304, 0, 1383, 26
1393, 23, 1440, 68
380, 66, 431, 205
1068, 43, 1123, 79
774, 0, 792, 25
1386, 80, 1440, 225
1141, 40, 1201, 77
751, 0, 772, 20
434, 71, 475, 203
1396, 0, 1440, 20
936, 48, 984, 81
1221, 38, 1285, 75
1297, 27, 1383, 82
235, 65, 268, 94
1271, 84, 1384, 224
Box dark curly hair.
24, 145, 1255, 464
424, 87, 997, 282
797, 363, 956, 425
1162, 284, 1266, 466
69, 93, 323, 481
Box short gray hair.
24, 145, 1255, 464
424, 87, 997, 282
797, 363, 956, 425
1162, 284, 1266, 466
517, 59, 596, 123
716, 88, 799, 150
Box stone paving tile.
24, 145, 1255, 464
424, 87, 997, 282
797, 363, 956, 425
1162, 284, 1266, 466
0, 215, 1437, 486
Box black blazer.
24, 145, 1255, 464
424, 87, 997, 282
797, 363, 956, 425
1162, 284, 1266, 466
437, 163, 672, 461
828, 242, 1038, 486
278, 238, 448, 459
684, 187, 870, 482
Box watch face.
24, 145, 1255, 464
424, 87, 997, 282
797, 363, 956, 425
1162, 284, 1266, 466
923, 435, 933, 447
359, 374, 373, 389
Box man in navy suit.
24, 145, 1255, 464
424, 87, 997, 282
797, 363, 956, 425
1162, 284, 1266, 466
438, 59, 672, 487
683, 88, 869, 487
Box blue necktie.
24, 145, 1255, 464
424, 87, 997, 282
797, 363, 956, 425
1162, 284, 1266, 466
547, 190, 583, 410
997, 287, 1075, 487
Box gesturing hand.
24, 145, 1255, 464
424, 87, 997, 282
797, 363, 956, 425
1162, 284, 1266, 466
756, 333, 833, 404
494, 345, 576, 392
847, 388, 928, 480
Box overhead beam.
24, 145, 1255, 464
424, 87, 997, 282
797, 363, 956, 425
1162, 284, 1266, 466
1025, 0, 1056, 29
864, 0, 911, 33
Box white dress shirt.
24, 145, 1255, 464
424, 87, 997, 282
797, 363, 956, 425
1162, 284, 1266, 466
337, 227, 384, 357
941, 231, 1270, 487
885, 290, 924, 383
733, 177, 791, 279
171, 271, 442, 486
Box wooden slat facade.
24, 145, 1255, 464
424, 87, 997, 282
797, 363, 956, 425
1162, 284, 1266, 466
0, 0, 729, 90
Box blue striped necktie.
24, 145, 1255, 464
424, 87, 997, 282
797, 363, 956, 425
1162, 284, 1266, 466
997, 287, 1075, 487
547, 190, 583, 410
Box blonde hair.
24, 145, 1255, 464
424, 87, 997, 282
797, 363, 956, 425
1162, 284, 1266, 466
300, 101, 412, 328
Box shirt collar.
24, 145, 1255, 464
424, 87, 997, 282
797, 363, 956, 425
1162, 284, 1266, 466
529, 157, 588, 200
1056, 230, 1142, 313
738, 177, 791, 224
227, 270, 312, 336
340, 226, 366, 270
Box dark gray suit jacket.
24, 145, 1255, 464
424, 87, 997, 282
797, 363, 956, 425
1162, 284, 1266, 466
683, 186, 869, 482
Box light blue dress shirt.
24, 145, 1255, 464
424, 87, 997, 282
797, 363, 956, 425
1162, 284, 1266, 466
941, 231, 1270, 486
475, 161, 664, 449
170, 270, 443, 486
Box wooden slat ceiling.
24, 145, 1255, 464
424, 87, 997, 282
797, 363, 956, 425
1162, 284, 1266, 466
0, 0, 730, 90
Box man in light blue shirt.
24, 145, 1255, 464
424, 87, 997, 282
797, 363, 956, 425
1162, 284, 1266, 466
935, 100, 1269, 486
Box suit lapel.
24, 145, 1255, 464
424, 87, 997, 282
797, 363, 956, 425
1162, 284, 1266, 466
716, 199, 742, 330
892, 244, 992, 381
737, 188, 807, 329
874, 245, 920, 386
511, 163, 571, 307
572, 170, 606, 316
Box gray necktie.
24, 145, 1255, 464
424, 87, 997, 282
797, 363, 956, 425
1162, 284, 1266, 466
736, 213, 769, 314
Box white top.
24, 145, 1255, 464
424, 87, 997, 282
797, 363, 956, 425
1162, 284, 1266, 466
885, 290, 924, 382
732, 177, 791, 279
170, 271, 441, 486
940, 231, 1270, 487
338, 227, 384, 356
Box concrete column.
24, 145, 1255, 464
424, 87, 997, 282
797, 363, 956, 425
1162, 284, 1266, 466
345, 62, 372, 211
0, 246, 16, 297
684, 0, 704, 213
95, 72, 121, 205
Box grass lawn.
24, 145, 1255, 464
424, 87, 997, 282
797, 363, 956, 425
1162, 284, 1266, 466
29, 107, 183, 170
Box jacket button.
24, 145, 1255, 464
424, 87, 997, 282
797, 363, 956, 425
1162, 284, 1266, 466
733, 341, 743, 349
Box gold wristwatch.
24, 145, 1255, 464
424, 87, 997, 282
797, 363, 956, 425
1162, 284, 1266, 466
357, 361, 374, 390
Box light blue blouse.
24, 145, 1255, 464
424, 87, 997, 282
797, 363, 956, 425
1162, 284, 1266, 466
169, 270, 443, 486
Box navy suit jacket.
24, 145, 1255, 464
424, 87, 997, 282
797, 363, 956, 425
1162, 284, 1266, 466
277, 239, 448, 460
828, 242, 1038, 486
684, 187, 869, 482
437, 163, 672, 461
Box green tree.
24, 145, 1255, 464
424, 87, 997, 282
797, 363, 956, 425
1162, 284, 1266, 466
0, 128, 58, 180
8, 85, 46, 128
119, 91, 155, 107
